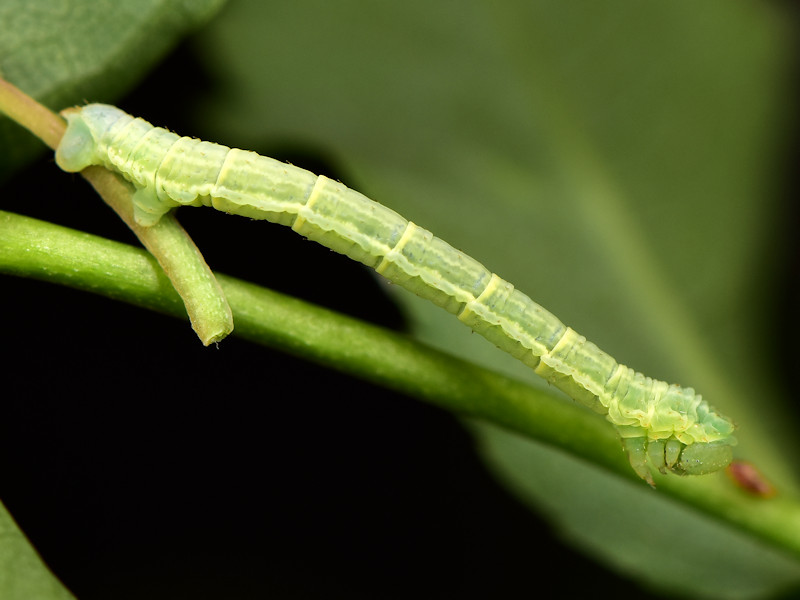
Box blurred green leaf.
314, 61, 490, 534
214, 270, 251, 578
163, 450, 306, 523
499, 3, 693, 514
0, 502, 75, 600
0, 0, 225, 177
188, 0, 800, 597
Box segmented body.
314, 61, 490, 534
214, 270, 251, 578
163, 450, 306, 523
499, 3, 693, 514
55, 104, 736, 483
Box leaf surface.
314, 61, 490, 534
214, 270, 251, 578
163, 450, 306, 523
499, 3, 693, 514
192, 1, 800, 596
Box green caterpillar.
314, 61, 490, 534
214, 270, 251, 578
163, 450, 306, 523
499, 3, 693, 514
55, 103, 736, 484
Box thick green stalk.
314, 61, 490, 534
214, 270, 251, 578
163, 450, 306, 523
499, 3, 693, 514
2, 208, 800, 561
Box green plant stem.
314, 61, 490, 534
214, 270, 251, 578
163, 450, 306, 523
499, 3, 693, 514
0, 79, 64, 150
3, 208, 800, 560
0, 78, 232, 344
77, 166, 233, 344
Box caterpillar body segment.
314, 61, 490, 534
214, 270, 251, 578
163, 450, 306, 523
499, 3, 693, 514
55, 104, 737, 484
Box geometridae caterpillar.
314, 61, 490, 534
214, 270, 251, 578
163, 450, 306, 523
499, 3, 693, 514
55, 104, 737, 485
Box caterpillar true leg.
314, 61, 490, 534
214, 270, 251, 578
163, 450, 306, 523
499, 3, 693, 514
623, 437, 653, 485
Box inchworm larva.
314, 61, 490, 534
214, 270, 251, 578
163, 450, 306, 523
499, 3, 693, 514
55, 104, 737, 484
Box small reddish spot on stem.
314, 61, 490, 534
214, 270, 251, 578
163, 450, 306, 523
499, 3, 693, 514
726, 460, 776, 498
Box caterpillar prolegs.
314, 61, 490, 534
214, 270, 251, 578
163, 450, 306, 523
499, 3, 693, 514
55, 104, 737, 484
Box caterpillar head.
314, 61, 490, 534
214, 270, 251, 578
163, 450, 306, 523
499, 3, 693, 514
647, 437, 735, 477
669, 439, 735, 476
55, 104, 126, 172
624, 436, 735, 485
668, 403, 736, 475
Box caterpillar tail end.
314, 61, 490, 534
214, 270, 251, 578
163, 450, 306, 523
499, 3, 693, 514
132, 187, 172, 227
55, 104, 123, 172
55, 111, 97, 172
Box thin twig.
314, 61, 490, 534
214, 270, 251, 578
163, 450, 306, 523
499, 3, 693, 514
0, 78, 233, 344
